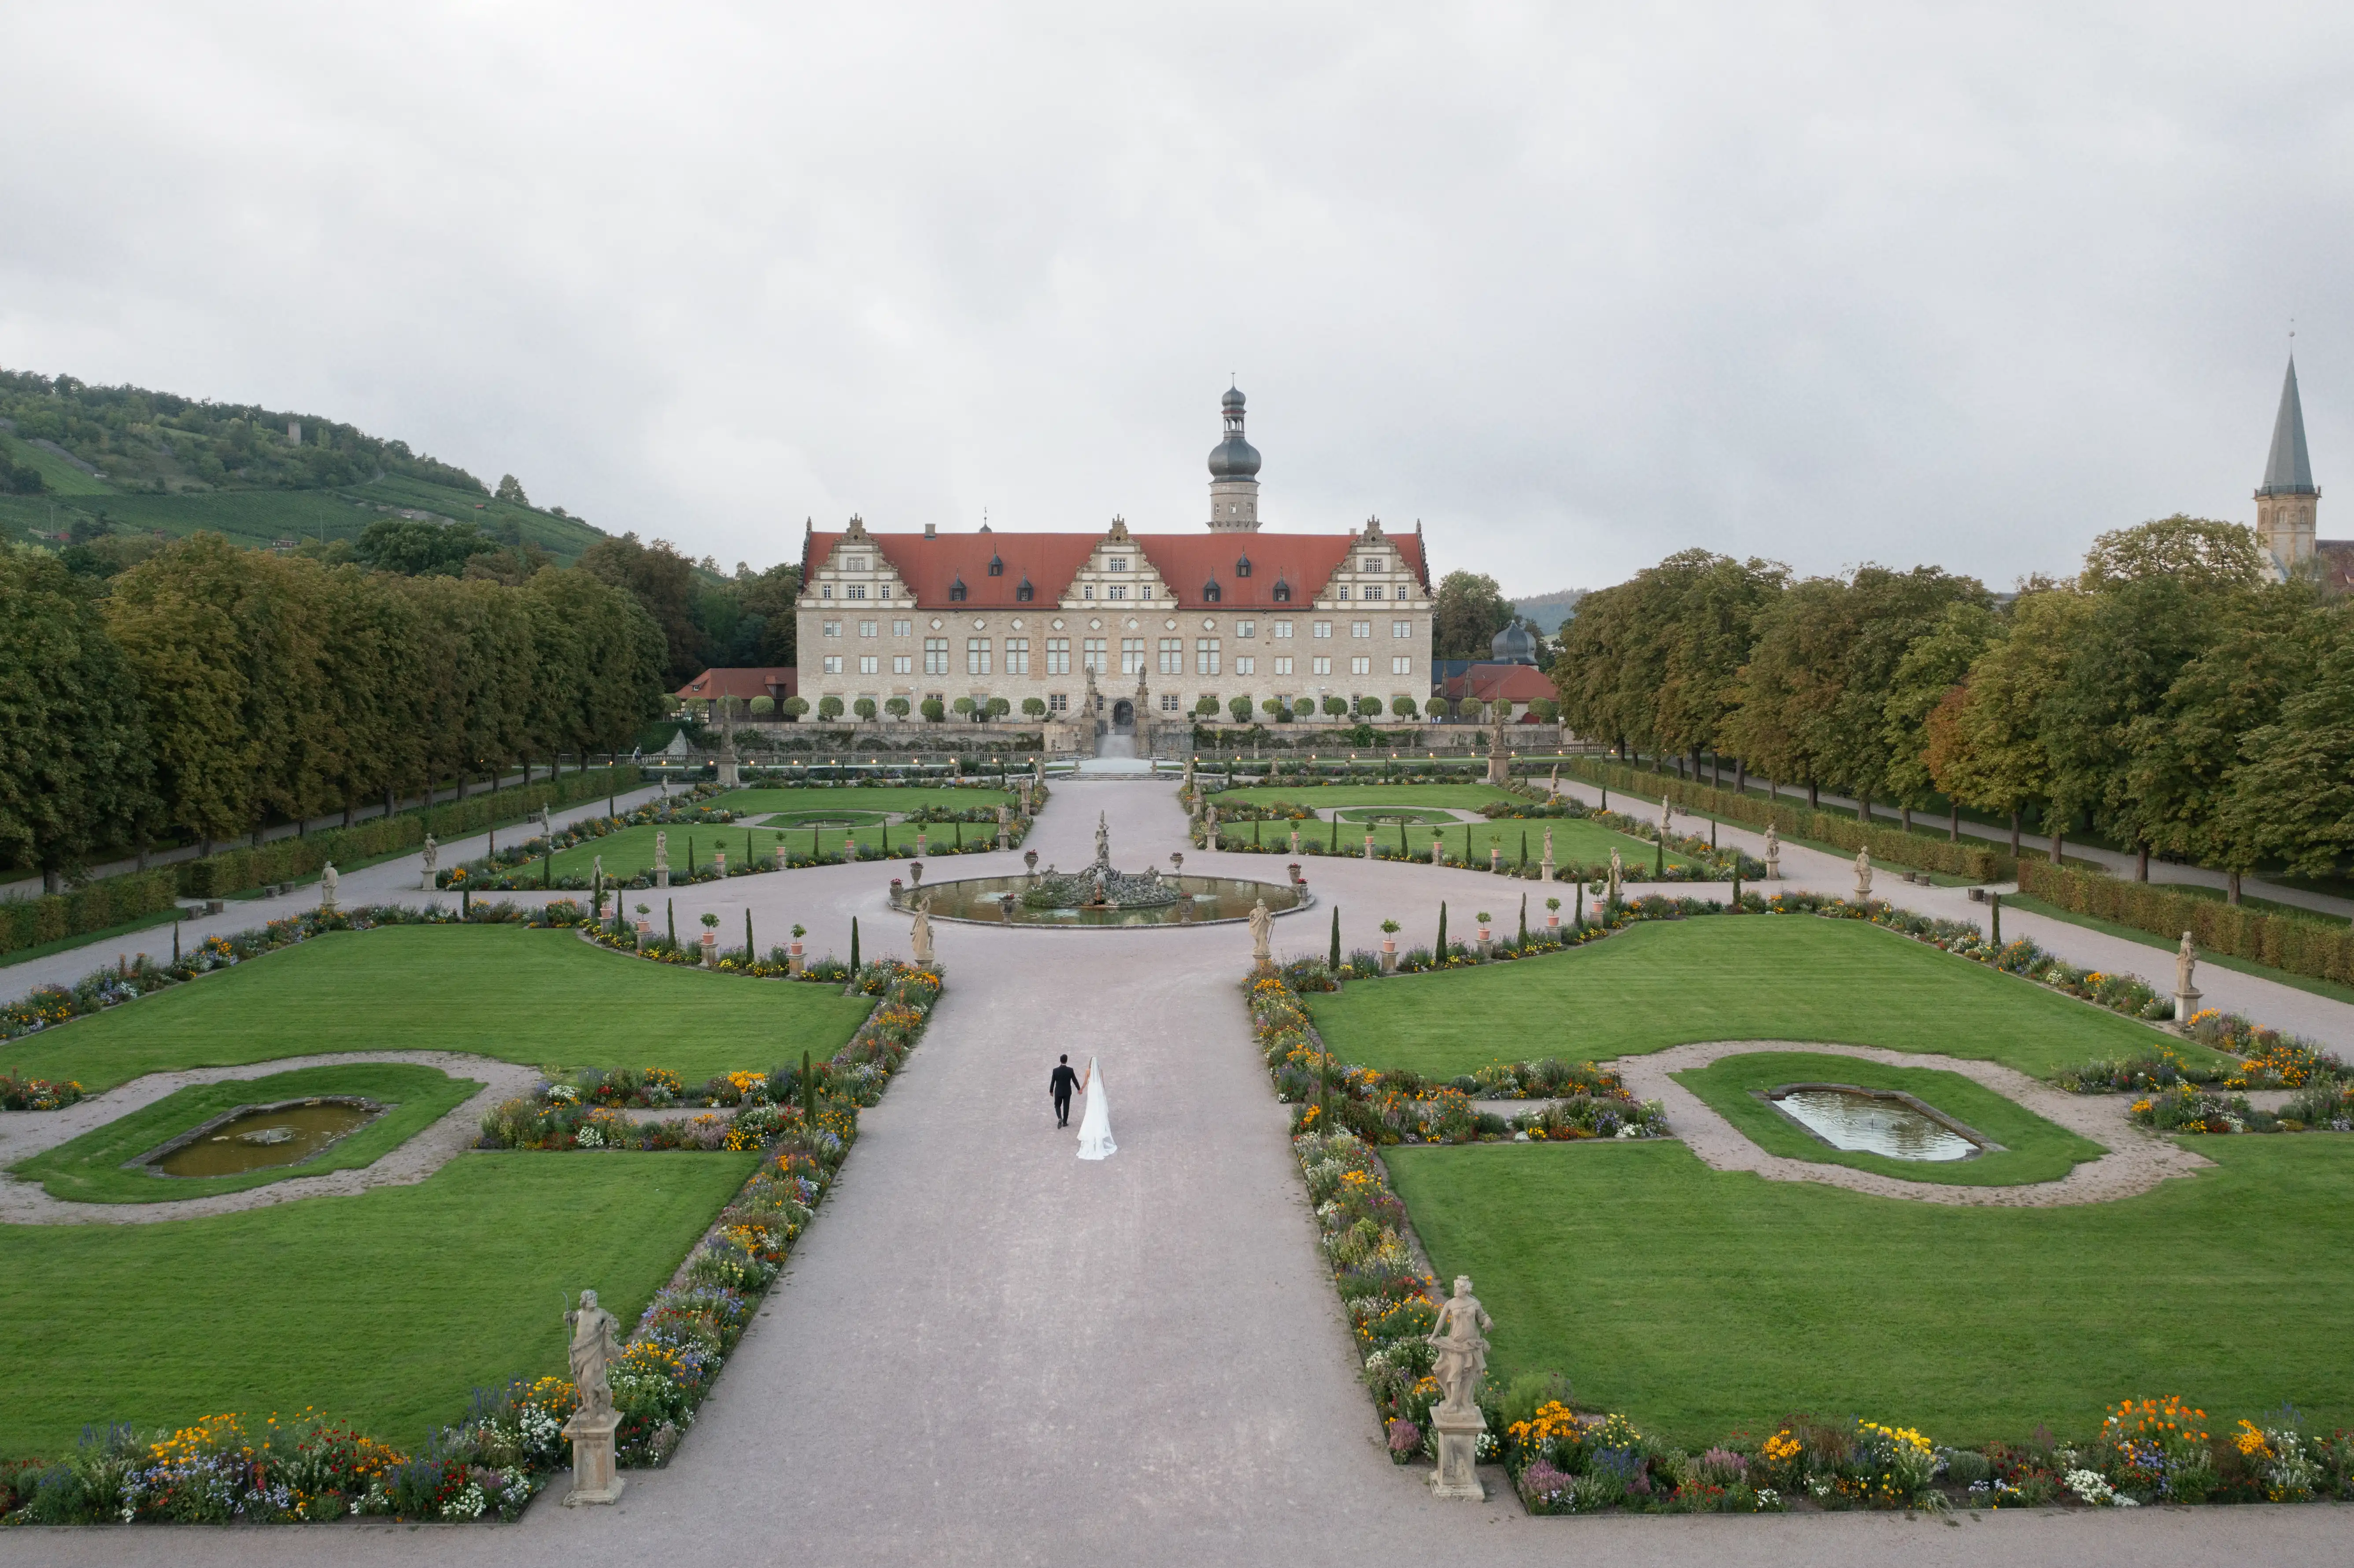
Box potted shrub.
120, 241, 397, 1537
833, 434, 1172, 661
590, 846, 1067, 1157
699, 911, 722, 966
1379, 918, 1401, 974
1545, 896, 1561, 932
1475, 911, 1493, 958
789, 923, 806, 977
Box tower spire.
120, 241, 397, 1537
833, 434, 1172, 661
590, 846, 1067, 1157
2256, 354, 2321, 575
1206, 384, 1262, 532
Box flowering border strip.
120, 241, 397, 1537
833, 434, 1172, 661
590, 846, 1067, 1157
0, 961, 944, 1526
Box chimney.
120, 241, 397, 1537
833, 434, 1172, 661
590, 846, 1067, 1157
924, 522, 937, 539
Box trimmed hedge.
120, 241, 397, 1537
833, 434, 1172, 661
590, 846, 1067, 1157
2019, 861, 2354, 988
176, 766, 643, 900
0, 870, 180, 957
1559, 757, 2016, 883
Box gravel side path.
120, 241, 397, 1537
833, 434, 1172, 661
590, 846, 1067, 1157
0, 1050, 535, 1225
1614, 1040, 2212, 1206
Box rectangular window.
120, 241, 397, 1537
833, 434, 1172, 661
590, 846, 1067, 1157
1273, 620, 1293, 639
893, 618, 913, 637
1047, 638, 1072, 675
1236, 655, 1256, 675
848, 584, 866, 599
1393, 620, 1412, 638
821, 585, 833, 600
1083, 638, 1106, 673
967, 638, 992, 676
1351, 620, 1371, 638
894, 654, 913, 675
1363, 584, 1383, 600
1313, 620, 1333, 639
924, 638, 949, 676
821, 655, 843, 674
1159, 638, 1183, 675
1235, 619, 1256, 638
1005, 638, 1030, 675
1195, 638, 1220, 675
1122, 637, 1146, 675
823, 620, 842, 638
1350, 656, 1371, 675
1161, 693, 1180, 712
858, 620, 877, 637
1049, 692, 1068, 712
859, 655, 880, 675
1336, 585, 1350, 600
1107, 557, 1127, 572
1274, 656, 1294, 676
1084, 584, 1095, 600
1312, 656, 1333, 675
1108, 583, 1127, 600
1391, 655, 1412, 675
1362, 556, 1384, 572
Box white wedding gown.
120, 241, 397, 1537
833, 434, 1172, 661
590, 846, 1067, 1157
1076, 1056, 1116, 1160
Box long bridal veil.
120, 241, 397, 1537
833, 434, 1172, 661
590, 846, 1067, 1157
1076, 1055, 1116, 1160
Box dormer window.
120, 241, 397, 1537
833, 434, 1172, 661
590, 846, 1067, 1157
949, 577, 968, 602
1271, 579, 1292, 603
1203, 579, 1222, 603
1107, 557, 1128, 572
1016, 576, 1035, 601
988, 553, 1004, 576
1235, 553, 1252, 578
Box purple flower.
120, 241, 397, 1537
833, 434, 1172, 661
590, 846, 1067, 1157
1387, 1418, 1422, 1454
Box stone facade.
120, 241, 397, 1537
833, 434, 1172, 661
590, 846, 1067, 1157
795, 391, 1435, 731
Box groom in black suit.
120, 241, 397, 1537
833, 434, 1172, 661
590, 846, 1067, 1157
1050, 1054, 1080, 1128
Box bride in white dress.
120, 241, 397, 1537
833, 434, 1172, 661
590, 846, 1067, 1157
1075, 1055, 1116, 1160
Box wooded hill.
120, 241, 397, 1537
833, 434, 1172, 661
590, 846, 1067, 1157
0, 368, 607, 561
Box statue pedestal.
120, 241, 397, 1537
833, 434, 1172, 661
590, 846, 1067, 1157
716, 757, 740, 787
2175, 988, 2202, 1027
997, 830, 1011, 852
560, 1412, 626, 1506
1427, 1404, 1486, 1500
654, 868, 670, 889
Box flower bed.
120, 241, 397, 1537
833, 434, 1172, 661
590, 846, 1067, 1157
0, 1070, 84, 1110
1, 959, 945, 1524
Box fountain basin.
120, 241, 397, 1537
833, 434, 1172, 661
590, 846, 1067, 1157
137, 1098, 391, 1178
1760, 1083, 1994, 1162
897, 873, 1309, 927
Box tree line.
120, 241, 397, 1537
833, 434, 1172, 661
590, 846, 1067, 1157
1, 532, 668, 892
1554, 518, 2354, 898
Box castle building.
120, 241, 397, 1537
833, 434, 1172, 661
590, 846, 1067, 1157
2255, 355, 2354, 588
795, 388, 1435, 734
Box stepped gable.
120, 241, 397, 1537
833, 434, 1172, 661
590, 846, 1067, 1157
805, 528, 1098, 607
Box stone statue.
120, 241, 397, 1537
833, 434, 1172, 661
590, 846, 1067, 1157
592, 853, 604, 886
1094, 811, 1111, 867
565, 1288, 622, 1420
1540, 826, 1555, 882
1659, 796, 1674, 835
911, 903, 935, 967
420, 833, 438, 890
654, 830, 669, 871
1608, 846, 1623, 901
1763, 823, 1781, 880
2176, 930, 2198, 995
1426, 1276, 1492, 1414
319, 863, 339, 913
1853, 846, 1873, 900
1249, 898, 1271, 962
1423, 1275, 1494, 1501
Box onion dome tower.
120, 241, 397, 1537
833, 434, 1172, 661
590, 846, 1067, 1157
1206, 384, 1262, 532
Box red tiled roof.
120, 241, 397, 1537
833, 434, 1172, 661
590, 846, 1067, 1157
676, 668, 798, 701
1442, 664, 1555, 703
805, 527, 1431, 609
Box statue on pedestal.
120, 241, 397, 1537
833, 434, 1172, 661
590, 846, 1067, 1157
1763, 823, 1781, 881
1607, 847, 1623, 904
1540, 825, 1555, 883
561, 1289, 626, 1506
1853, 846, 1873, 901
420, 833, 438, 891
319, 863, 339, 914
912, 903, 935, 967
653, 830, 670, 889
1094, 811, 1112, 867
1249, 898, 1271, 963
2173, 930, 2203, 1026
1424, 1276, 1494, 1500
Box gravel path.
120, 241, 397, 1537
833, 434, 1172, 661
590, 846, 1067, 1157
0, 1050, 535, 1225
1615, 1040, 2212, 1206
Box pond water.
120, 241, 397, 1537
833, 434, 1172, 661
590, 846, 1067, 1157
907, 873, 1305, 927
148, 1099, 387, 1178
1766, 1086, 1981, 1162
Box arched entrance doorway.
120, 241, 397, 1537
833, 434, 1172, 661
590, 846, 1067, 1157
1111, 699, 1135, 732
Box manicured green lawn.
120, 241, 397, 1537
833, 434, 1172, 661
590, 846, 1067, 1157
1219, 815, 1687, 872
0, 926, 874, 1092
0, 1152, 754, 1454
708, 786, 1015, 817
2006, 893, 2354, 1008
1218, 783, 1519, 811
1386, 1137, 2354, 1446
756, 808, 890, 827
1668, 1051, 2106, 1186
1309, 916, 2208, 1081
12, 1063, 481, 1203
545, 822, 805, 880
1334, 806, 1462, 824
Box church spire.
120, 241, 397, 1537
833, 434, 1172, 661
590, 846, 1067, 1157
2256, 354, 2320, 575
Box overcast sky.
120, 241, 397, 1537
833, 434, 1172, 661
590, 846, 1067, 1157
4, 3, 2348, 595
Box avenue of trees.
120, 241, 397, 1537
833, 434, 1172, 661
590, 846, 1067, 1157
1554, 518, 2354, 897
1, 532, 668, 891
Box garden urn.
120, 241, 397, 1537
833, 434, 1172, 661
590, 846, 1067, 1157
1288, 862, 1302, 885
1364, 834, 1375, 860
909, 862, 924, 888
916, 833, 928, 858
888, 878, 903, 906
1290, 828, 1302, 855
843, 834, 859, 862
635, 919, 651, 937
1026, 849, 1040, 877
714, 850, 726, 876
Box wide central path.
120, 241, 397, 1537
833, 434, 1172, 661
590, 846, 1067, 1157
9, 780, 2346, 1566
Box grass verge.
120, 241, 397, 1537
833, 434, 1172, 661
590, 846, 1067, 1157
1386, 1136, 2354, 1445
2006, 893, 2354, 1008
1667, 1050, 2106, 1186
0, 907, 185, 970
0, 1151, 753, 1454
11, 1063, 480, 1203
